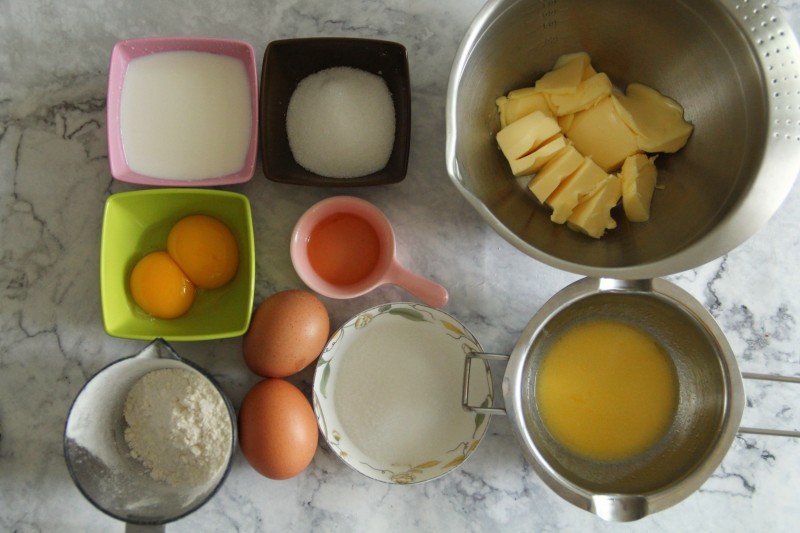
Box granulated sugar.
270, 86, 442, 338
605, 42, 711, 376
332, 320, 476, 465
123, 368, 232, 487
286, 66, 395, 178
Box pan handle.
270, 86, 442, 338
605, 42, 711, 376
463, 352, 509, 415
738, 372, 800, 438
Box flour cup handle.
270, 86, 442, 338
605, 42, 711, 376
462, 352, 509, 415
738, 372, 800, 438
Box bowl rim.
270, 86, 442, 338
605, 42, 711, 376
106, 36, 259, 187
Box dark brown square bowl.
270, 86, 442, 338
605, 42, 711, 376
260, 37, 411, 186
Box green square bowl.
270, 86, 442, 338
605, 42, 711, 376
101, 188, 255, 341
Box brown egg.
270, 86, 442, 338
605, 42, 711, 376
243, 290, 330, 377
238, 378, 319, 480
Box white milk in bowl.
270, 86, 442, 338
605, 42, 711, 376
120, 51, 252, 181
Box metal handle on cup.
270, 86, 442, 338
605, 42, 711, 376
462, 351, 508, 415
738, 372, 800, 438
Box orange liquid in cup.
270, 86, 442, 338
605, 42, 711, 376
307, 213, 381, 286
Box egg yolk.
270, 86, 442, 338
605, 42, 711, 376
307, 213, 380, 286
129, 251, 196, 319
167, 214, 239, 289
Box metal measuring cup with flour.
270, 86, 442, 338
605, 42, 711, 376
63, 339, 236, 529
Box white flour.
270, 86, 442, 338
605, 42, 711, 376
123, 368, 232, 487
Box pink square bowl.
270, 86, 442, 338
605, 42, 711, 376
107, 37, 259, 187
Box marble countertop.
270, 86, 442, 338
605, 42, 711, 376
2, 0, 799, 531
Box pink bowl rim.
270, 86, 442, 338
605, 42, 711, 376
106, 37, 259, 187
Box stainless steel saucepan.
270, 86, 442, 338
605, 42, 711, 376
463, 277, 799, 522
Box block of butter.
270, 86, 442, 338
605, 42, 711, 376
496, 110, 561, 161
612, 83, 693, 153
620, 153, 658, 222
547, 72, 613, 116
552, 52, 592, 71
558, 113, 575, 131
567, 175, 622, 238
496, 88, 552, 128
547, 157, 608, 224
534, 53, 588, 95
565, 96, 641, 172
510, 135, 567, 176
528, 144, 584, 203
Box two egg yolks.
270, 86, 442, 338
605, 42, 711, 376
129, 215, 239, 319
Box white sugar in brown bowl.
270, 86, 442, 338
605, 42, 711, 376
260, 38, 411, 187
287, 67, 395, 179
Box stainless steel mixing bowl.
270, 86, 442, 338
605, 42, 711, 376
446, 0, 800, 279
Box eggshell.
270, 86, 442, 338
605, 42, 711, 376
238, 378, 319, 480
243, 289, 330, 377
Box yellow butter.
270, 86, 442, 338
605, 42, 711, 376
620, 153, 658, 222
496, 90, 553, 128
528, 144, 585, 203
557, 113, 575, 131
547, 157, 608, 224
534, 54, 586, 95
567, 175, 622, 238
612, 83, 693, 153
508, 87, 538, 99
510, 135, 567, 176
496, 110, 562, 161
548, 72, 613, 116
582, 64, 597, 80
553, 52, 592, 71
565, 96, 641, 172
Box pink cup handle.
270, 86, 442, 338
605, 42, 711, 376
385, 261, 449, 308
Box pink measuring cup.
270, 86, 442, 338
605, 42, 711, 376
290, 196, 449, 308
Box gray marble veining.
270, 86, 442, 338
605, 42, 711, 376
1, 0, 799, 531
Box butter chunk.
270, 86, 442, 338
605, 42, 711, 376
553, 52, 592, 71
565, 96, 641, 172
612, 83, 693, 153
496, 110, 562, 161
510, 135, 567, 176
528, 144, 584, 203
567, 175, 622, 238
620, 153, 658, 222
547, 157, 608, 224
496, 89, 553, 128
548, 72, 613, 116
557, 113, 575, 132
534, 54, 587, 95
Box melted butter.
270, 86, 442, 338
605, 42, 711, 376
535, 319, 678, 461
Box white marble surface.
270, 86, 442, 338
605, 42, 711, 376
1, 0, 799, 531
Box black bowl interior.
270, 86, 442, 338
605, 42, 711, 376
260, 37, 411, 186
